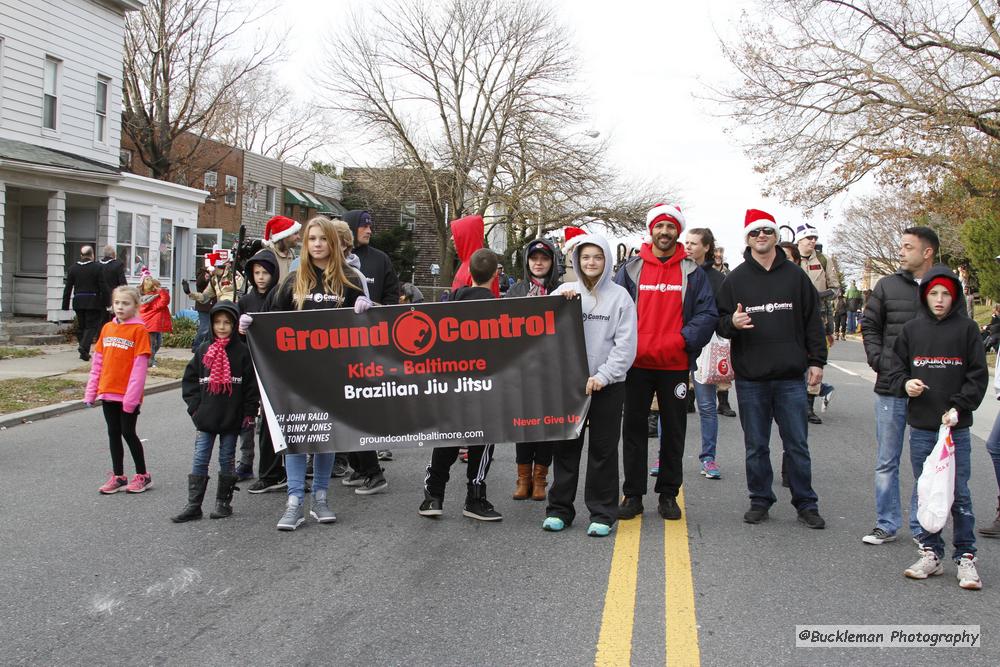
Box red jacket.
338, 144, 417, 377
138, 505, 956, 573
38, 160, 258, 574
450, 215, 499, 297
634, 243, 688, 370
140, 288, 173, 333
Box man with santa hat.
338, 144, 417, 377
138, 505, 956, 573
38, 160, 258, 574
262, 215, 302, 279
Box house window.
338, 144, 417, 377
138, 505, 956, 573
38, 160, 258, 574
284, 203, 294, 218
266, 185, 277, 214
119, 148, 132, 170
94, 76, 110, 143
225, 175, 238, 206
18, 206, 47, 275
203, 171, 218, 189
401, 202, 417, 230
159, 220, 173, 279
245, 180, 258, 212
43, 56, 60, 130
117, 211, 151, 277
64, 208, 98, 269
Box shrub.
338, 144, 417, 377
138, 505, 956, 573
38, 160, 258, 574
163, 315, 198, 349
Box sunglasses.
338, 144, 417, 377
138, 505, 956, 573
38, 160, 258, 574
747, 228, 776, 238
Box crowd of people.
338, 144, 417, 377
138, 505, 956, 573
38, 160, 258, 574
66, 202, 1000, 592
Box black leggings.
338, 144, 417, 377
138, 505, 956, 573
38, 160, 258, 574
515, 442, 553, 466
102, 401, 146, 476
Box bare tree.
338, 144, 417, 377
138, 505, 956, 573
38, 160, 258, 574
715, 0, 1000, 208
122, 0, 280, 180
831, 190, 919, 278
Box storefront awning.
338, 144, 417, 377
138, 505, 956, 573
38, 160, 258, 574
302, 191, 328, 212
284, 188, 310, 207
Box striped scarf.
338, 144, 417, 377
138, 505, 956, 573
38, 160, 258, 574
203, 335, 232, 395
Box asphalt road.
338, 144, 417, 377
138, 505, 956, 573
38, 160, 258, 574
1, 338, 997, 666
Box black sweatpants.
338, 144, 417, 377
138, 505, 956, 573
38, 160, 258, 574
347, 450, 382, 477
102, 400, 146, 476
621, 367, 689, 498
257, 418, 285, 482
515, 441, 553, 466
76, 308, 103, 356
424, 444, 495, 499
547, 382, 625, 526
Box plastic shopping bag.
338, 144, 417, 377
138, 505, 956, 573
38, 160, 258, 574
694, 334, 735, 385
916, 425, 955, 534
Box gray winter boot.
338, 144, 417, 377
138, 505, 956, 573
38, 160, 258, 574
276, 495, 305, 531
310, 489, 337, 524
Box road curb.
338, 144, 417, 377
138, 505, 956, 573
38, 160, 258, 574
0, 379, 182, 429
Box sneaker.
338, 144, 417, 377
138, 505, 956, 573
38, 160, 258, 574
808, 409, 823, 425
700, 459, 722, 480
463, 496, 503, 521
743, 506, 769, 524
459, 448, 469, 463
862, 527, 897, 545
99, 473, 129, 494
248, 477, 287, 494
309, 492, 337, 524
956, 553, 983, 590
619, 496, 644, 520
355, 472, 388, 495
125, 473, 153, 493
377, 450, 393, 461
277, 496, 305, 531
542, 516, 566, 531
821, 388, 834, 412
904, 548, 943, 579
418, 492, 443, 517
332, 459, 348, 478
341, 470, 365, 487
587, 522, 612, 537
235, 463, 254, 482
797, 508, 825, 529
649, 459, 659, 477
658, 495, 681, 520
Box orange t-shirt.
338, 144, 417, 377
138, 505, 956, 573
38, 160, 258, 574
95, 319, 152, 396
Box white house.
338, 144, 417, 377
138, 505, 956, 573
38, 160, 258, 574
0, 0, 206, 325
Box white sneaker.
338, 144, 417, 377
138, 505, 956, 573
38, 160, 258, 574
862, 527, 897, 545
956, 554, 983, 590
904, 549, 943, 579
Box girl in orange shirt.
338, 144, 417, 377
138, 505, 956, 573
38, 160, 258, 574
86, 286, 153, 494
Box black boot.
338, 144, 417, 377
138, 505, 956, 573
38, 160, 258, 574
807, 396, 822, 424
171, 474, 209, 523
209, 473, 239, 519
717, 390, 736, 417
463, 483, 502, 521
686, 389, 696, 413
979, 497, 1000, 538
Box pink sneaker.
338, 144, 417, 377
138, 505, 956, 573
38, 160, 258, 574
126, 472, 153, 493
99, 473, 129, 494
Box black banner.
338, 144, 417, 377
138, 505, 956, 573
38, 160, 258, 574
247, 296, 590, 454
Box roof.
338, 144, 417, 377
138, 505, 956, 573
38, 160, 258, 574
0, 137, 120, 177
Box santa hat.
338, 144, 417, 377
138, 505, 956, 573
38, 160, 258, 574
646, 203, 685, 235
140, 267, 152, 278
744, 209, 778, 237
264, 215, 302, 244
205, 251, 225, 269
794, 223, 819, 243
564, 226, 587, 251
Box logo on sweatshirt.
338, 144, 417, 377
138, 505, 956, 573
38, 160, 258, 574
745, 302, 793, 314
639, 283, 682, 292
913, 356, 963, 369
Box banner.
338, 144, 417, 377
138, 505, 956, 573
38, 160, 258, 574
247, 295, 590, 454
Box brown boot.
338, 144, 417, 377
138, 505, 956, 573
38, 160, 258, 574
513, 463, 532, 500
531, 464, 548, 501
979, 496, 1000, 538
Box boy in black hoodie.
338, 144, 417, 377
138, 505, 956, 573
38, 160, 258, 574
173, 301, 260, 522
419, 248, 502, 522
888, 267, 988, 589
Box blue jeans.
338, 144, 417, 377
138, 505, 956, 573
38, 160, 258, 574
847, 311, 857, 334
148, 332, 162, 365
986, 410, 1000, 491
873, 394, 917, 536
285, 453, 333, 501
192, 431, 237, 476
735, 378, 818, 511
693, 378, 718, 461
908, 427, 975, 560
192, 311, 211, 352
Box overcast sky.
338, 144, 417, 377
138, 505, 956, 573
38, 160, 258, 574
276, 0, 854, 266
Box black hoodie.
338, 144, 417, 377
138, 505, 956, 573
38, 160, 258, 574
344, 210, 401, 304
504, 238, 562, 298
716, 245, 827, 381
182, 301, 260, 434
239, 248, 280, 315
887, 266, 988, 431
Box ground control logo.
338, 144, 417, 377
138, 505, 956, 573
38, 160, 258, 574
392, 310, 437, 356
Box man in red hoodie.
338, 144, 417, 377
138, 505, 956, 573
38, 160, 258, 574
613, 204, 718, 520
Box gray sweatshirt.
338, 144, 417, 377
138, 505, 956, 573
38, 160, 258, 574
553, 234, 637, 387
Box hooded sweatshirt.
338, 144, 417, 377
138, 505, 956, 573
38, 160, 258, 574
716, 245, 827, 381
887, 266, 989, 431
553, 235, 637, 387
344, 210, 400, 304
450, 215, 500, 297
239, 247, 280, 315
505, 238, 562, 299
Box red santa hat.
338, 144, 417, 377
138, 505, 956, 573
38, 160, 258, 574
646, 203, 685, 235
264, 215, 302, 244
205, 251, 225, 269
564, 226, 586, 244
744, 209, 778, 237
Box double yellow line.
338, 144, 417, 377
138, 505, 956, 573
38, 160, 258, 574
595, 489, 701, 666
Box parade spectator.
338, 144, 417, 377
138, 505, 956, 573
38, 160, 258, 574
957, 264, 975, 318
419, 249, 502, 521
399, 282, 425, 304
63, 245, 105, 362
184, 267, 214, 353
505, 238, 563, 500
174, 301, 259, 523
263, 215, 302, 279
243, 216, 372, 530
188, 254, 245, 305
981, 304, 1000, 354
684, 228, 727, 479
860, 226, 945, 546
795, 223, 839, 424
544, 234, 637, 536
888, 267, 988, 589
98, 245, 127, 322
845, 280, 863, 333
713, 246, 730, 275
614, 204, 718, 521
138, 271, 171, 368
979, 354, 1000, 538
716, 209, 827, 528
85, 286, 153, 494
834, 295, 848, 340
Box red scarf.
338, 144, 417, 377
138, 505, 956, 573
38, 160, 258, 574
203, 335, 232, 395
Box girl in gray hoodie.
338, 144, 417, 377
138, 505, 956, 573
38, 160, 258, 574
545, 234, 637, 536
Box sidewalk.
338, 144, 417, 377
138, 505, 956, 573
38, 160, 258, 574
0, 344, 191, 428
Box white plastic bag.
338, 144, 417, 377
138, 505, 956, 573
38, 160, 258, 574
916, 425, 955, 534
694, 334, 734, 385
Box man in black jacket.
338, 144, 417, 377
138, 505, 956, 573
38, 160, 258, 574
98, 245, 127, 321
62, 246, 105, 361
859, 226, 957, 546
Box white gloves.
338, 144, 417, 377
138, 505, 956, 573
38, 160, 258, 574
354, 296, 374, 314
238, 313, 253, 334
